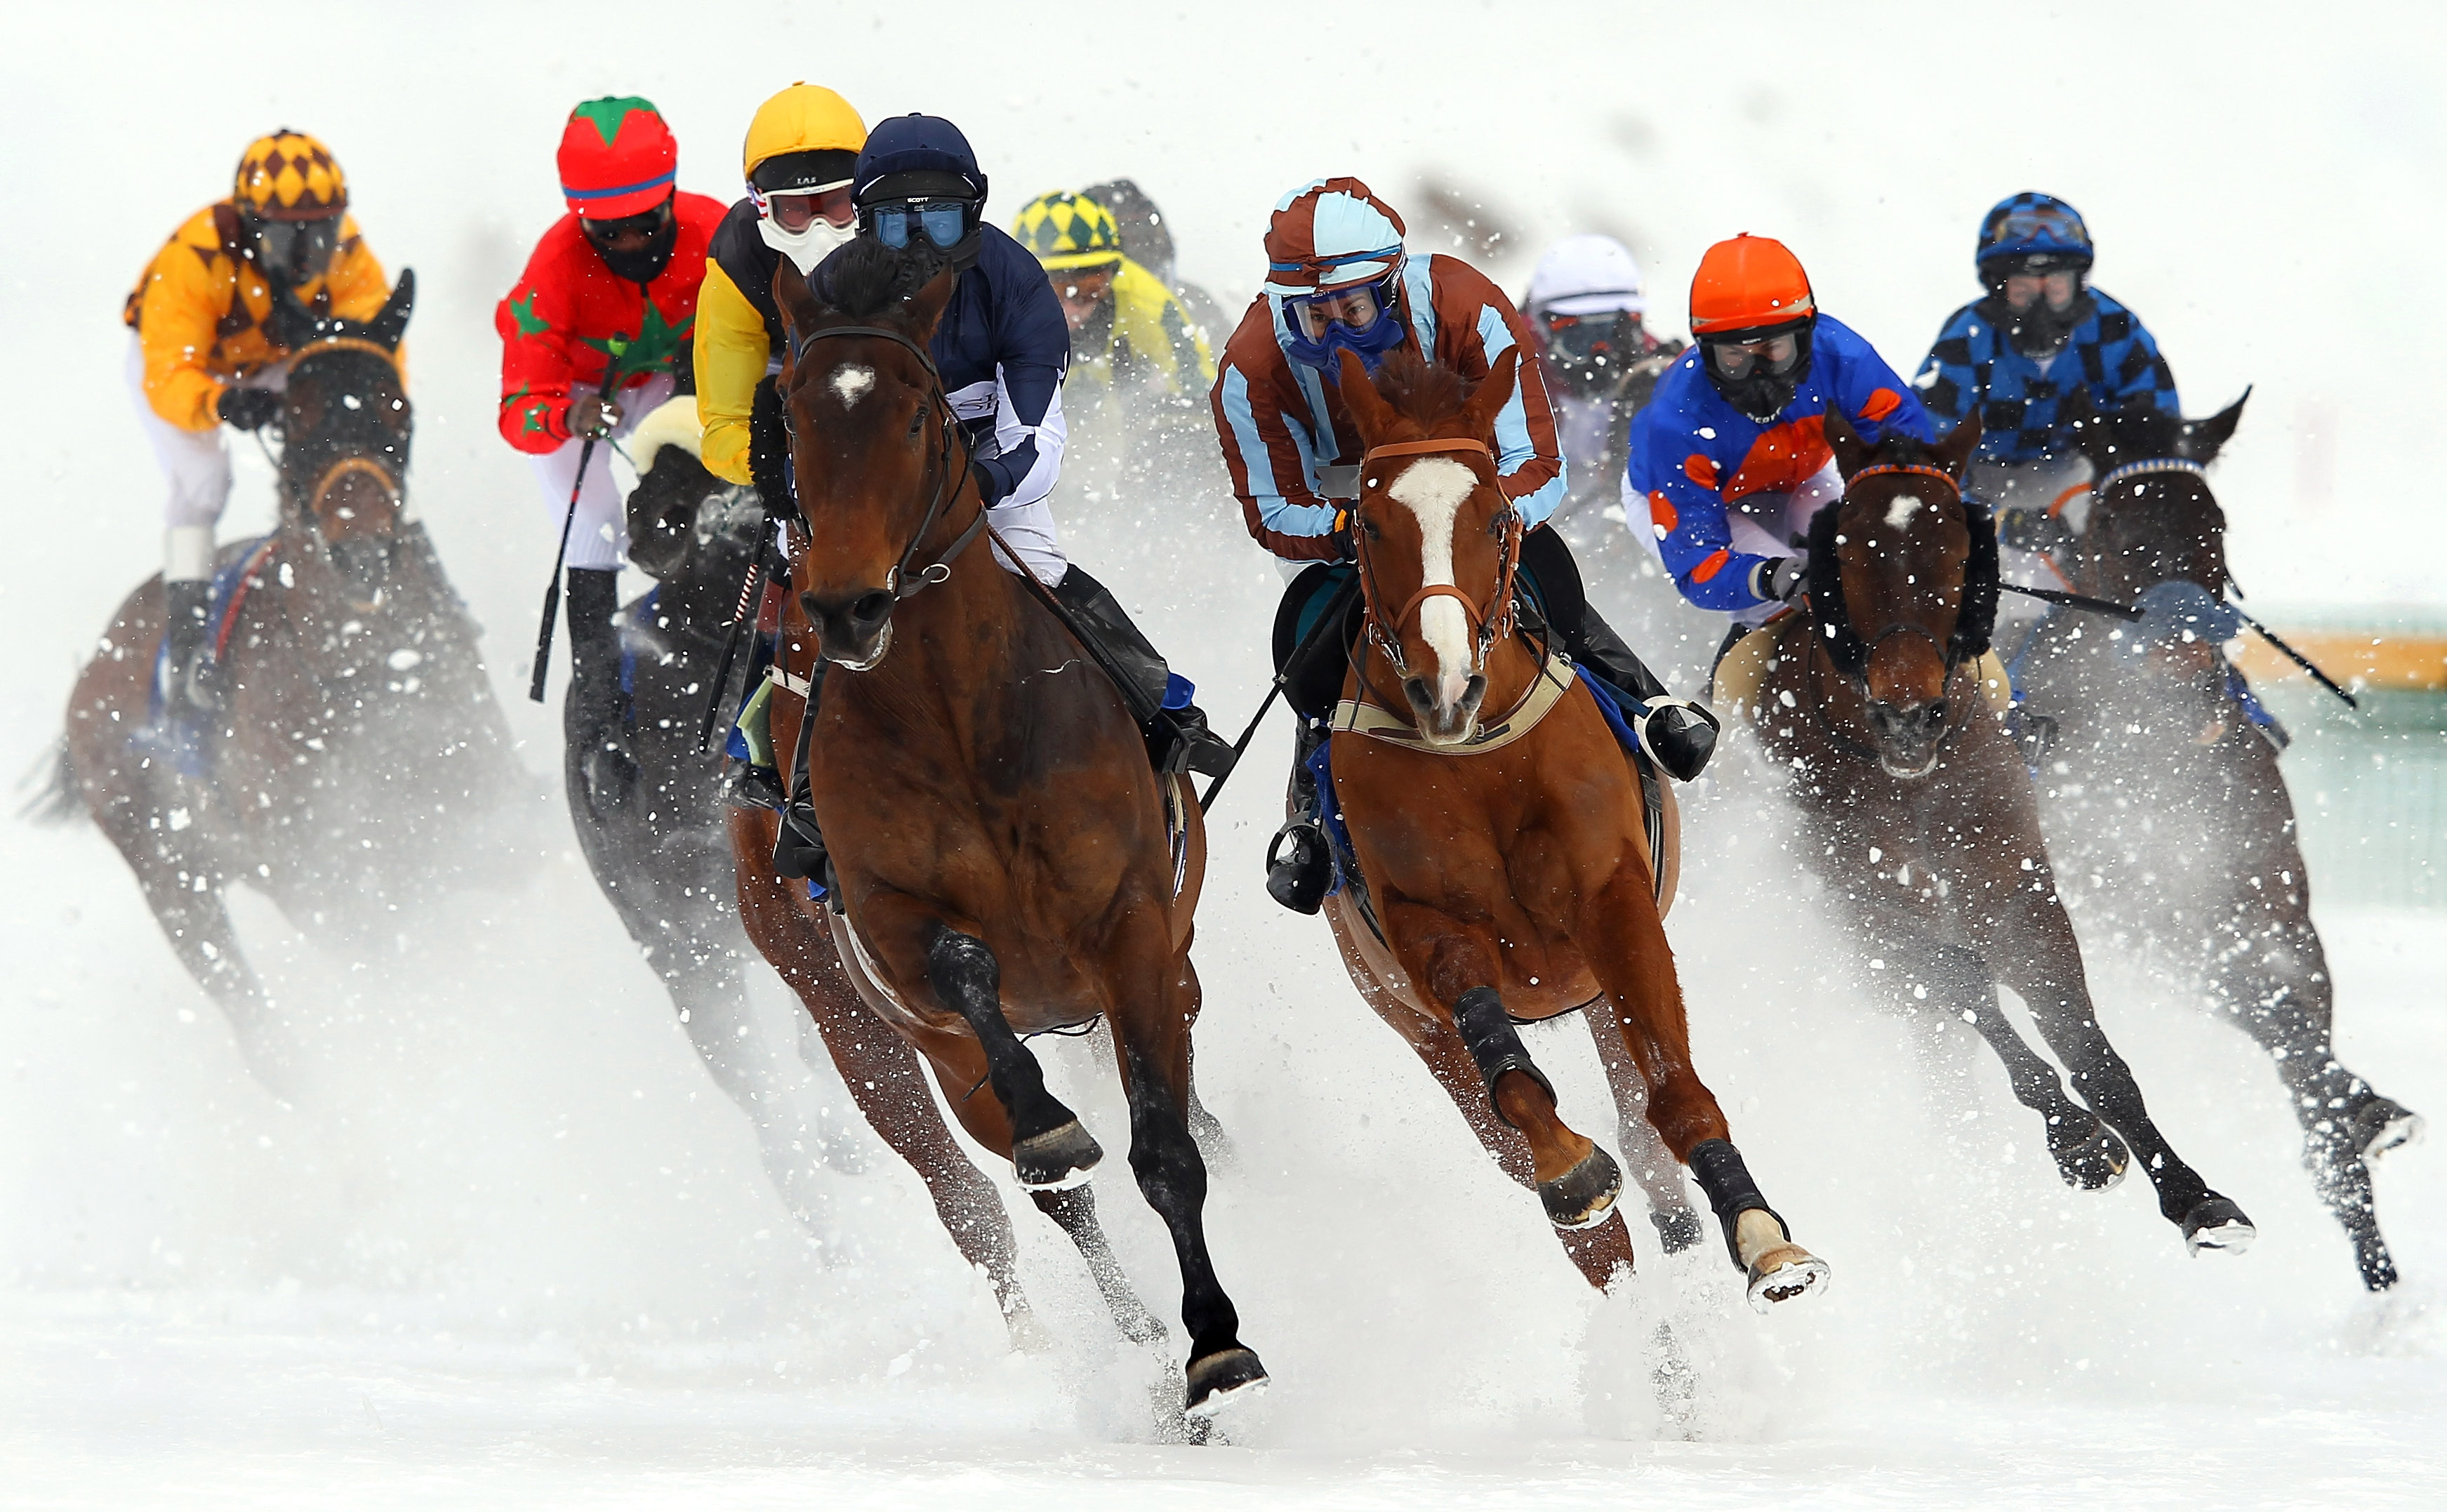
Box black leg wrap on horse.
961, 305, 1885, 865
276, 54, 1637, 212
1452, 987, 1555, 1125
1686, 1137, 1789, 1273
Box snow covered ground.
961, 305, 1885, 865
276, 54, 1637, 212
3, 3, 2442, 1506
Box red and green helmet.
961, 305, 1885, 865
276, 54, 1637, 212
557, 96, 677, 219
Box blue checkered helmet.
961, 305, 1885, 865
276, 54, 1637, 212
1977, 192, 2093, 273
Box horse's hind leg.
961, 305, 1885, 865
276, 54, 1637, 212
1105, 936, 1268, 1416
1574, 872, 1829, 1309
1028, 1184, 1165, 1344
1584, 1003, 1705, 1256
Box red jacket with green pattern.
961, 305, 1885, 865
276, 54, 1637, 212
493, 191, 727, 453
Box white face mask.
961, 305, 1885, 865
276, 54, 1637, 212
758, 213, 856, 276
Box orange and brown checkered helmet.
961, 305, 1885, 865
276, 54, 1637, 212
233, 130, 347, 220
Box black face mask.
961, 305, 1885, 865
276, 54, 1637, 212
1979, 284, 2096, 360
1702, 324, 1814, 423
583, 203, 679, 285
249, 215, 342, 289
1544, 312, 1643, 398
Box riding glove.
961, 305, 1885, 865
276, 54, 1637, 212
218, 387, 281, 432
1749, 556, 1806, 605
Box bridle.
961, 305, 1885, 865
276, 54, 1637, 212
276, 336, 411, 548
1350, 437, 1523, 684
781, 321, 986, 601
1801, 461, 1994, 765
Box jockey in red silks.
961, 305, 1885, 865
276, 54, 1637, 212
493, 96, 728, 809
1626, 235, 1938, 632
1209, 177, 1716, 914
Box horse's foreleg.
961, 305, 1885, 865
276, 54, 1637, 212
1576, 872, 1828, 1308
1980, 883, 2254, 1256
910, 923, 1103, 1191
1105, 927, 1268, 1417
1384, 900, 1621, 1232
1583, 1005, 1705, 1257
727, 813, 1035, 1330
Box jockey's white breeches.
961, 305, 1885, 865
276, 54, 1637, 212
526, 372, 675, 573
983, 496, 1069, 585
128, 336, 291, 580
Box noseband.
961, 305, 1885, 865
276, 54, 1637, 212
277, 336, 411, 540
1351, 437, 1522, 682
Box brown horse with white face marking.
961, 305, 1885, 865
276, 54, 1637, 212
725, 239, 1264, 1419
1319, 347, 1827, 1309
1739, 405, 2254, 1257
55, 272, 532, 1094
2017, 390, 2421, 1290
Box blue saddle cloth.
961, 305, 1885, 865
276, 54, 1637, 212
136, 536, 276, 777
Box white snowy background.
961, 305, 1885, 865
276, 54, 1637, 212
1, 3, 2440, 1506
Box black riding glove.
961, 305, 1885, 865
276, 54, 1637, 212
1329, 509, 1357, 562
748, 376, 791, 508
218, 387, 281, 432
1749, 555, 1805, 604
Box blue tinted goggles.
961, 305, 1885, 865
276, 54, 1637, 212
864, 199, 973, 251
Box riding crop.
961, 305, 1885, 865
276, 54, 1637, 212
526, 385, 608, 703
2000, 582, 2359, 709
1198, 573, 1358, 811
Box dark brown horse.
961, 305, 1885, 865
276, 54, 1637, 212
1318, 346, 1827, 1309
2017, 390, 2421, 1289
727, 240, 1264, 1418
1734, 406, 2253, 1255
58, 272, 532, 1094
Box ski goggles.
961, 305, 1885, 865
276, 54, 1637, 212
1704, 330, 1803, 380
251, 214, 342, 278
1989, 203, 2089, 253
862, 198, 974, 251
1543, 312, 1634, 365
580, 197, 675, 244
1285, 280, 1391, 342
758, 183, 856, 234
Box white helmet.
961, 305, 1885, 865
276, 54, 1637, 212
1525, 234, 1647, 321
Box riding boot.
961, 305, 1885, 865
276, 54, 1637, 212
1568, 604, 1718, 783
770, 661, 837, 898
1264, 719, 1333, 915
563, 568, 640, 813
1049, 564, 1235, 778
162, 577, 220, 715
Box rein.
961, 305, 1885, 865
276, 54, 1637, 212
1350, 437, 1522, 690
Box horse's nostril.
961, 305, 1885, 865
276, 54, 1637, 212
849, 590, 895, 628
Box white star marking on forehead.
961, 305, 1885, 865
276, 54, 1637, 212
1885, 496, 1920, 531
830, 364, 875, 408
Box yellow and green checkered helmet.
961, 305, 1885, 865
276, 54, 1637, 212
1012, 190, 1123, 272
234, 130, 347, 220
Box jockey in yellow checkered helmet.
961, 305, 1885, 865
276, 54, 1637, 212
1012, 189, 1213, 403
124, 128, 394, 710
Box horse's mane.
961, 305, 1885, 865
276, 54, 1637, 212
821, 238, 950, 320
1366, 349, 1474, 435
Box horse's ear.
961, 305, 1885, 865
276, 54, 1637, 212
369, 268, 415, 351
1335, 348, 1399, 444
904, 265, 960, 338
772, 256, 823, 339
2179, 385, 2250, 463
1931, 411, 1981, 477
1459, 346, 1522, 444
1824, 401, 1873, 477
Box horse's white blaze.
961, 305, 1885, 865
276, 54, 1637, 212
1884, 495, 1919, 530
1388, 456, 1478, 709
831, 364, 876, 407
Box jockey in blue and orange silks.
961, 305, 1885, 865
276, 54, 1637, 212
1211, 177, 1717, 913
1626, 234, 1938, 631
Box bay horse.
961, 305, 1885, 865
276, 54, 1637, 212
58, 272, 532, 1095
1732, 404, 2254, 1256
728, 240, 1266, 1417
2016, 389, 2421, 1290
583, 413, 1063, 1336
1320, 346, 1829, 1310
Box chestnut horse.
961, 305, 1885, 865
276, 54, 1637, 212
57, 272, 531, 1094
727, 241, 1265, 1417
2017, 390, 2420, 1289
1320, 347, 1828, 1309
1735, 406, 2253, 1256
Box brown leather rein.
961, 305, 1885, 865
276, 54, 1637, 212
1351, 437, 1523, 684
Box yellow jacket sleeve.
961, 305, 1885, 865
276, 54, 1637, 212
321, 218, 390, 323
132, 225, 238, 432
1111, 258, 1216, 398
694, 259, 773, 486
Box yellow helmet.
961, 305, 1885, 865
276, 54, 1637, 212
234, 130, 347, 220
741, 83, 866, 190
1013, 191, 1123, 272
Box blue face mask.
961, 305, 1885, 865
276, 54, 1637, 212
866, 199, 971, 251
1282, 281, 1408, 376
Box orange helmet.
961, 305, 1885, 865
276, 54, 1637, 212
1688, 233, 1813, 336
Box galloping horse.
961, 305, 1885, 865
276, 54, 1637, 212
2017, 390, 2420, 1289
583, 414, 1063, 1332
59, 273, 531, 1093
1729, 406, 2253, 1255
728, 240, 1266, 1417
1319, 346, 1828, 1308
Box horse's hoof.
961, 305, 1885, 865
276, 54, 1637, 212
1651, 1205, 1706, 1256
2180, 1195, 2257, 1257
1012, 1119, 1101, 1191
1541, 1143, 1624, 1231
2354, 1097, 2425, 1161
1745, 1244, 1832, 1313
1184, 1346, 1269, 1418
2049, 1116, 2130, 1191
